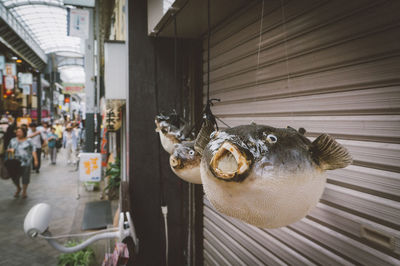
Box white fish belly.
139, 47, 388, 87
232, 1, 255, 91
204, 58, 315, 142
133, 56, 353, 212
201, 160, 326, 228
159, 132, 177, 154
171, 165, 202, 184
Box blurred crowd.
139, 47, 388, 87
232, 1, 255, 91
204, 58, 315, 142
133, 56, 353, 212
0, 115, 84, 198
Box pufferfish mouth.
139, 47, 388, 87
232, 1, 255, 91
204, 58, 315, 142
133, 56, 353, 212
210, 142, 251, 180
170, 156, 183, 169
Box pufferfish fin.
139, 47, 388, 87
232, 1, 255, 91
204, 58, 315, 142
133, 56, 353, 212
194, 119, 215, 155
311, 134, 352, 170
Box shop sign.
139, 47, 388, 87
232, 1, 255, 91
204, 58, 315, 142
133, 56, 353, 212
69, 8, 89, 39
18, 73, 33, 85
79, 153, 101, 182
32, 80, 37, 95
105, 99, 124, 132
32, 96, 37, 108
5, 75, 14, 90
53, 91, 60, 103
5, 63, 16, 76
16, 117, 32, 127
21, 85, 30, 95
0, 55, 5, 71
63, 83, 84, 94
58, 94, 64, 106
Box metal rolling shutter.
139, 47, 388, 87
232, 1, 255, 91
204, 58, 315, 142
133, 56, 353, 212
202, 0, 400, 265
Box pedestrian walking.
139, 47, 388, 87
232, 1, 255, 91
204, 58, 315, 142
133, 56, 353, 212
47, 127, 58, 165
7, 127, 38, 198
54, 121, 64, 151
72, 122, 81, 156
3, 118, 16, 150
38, 122, 50, 159
63, 125, 78, 165
55, 121, 63, 139
28, 123, 43, 173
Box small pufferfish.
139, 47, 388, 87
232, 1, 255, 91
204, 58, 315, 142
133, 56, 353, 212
169, 141, 202, 184
154, 112, 188, 154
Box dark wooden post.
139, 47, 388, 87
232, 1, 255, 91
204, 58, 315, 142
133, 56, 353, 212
126, 0, 205, 264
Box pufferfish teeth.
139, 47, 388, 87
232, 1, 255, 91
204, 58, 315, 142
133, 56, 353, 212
210, 142, 251, 179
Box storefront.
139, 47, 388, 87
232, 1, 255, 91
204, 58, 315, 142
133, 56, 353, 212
0, 2, 48, 120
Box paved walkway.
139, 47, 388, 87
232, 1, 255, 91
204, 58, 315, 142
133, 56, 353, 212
0, 152, 109, 266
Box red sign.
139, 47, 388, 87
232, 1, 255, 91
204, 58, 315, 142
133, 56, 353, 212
30, 110, 50, 119
63, 83, 84, 94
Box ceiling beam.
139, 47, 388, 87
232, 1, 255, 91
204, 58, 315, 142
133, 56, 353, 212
4, 1, 65, 9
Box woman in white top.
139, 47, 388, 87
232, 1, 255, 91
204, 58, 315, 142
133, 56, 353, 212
27, 123, 43, 173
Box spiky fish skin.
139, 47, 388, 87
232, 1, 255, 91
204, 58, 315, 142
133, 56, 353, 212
170, 141, 202, 184
201, 124, 327, 228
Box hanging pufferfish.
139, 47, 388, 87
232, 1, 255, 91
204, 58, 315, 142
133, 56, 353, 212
155, 111, 203, 184
196, 122, 352, 228
154, 111, 192, 154
168, 103, 221, 185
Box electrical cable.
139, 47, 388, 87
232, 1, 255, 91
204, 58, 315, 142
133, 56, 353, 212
161, 206, 169, 265
153, 36, 166, 207
153, 32, 169, 266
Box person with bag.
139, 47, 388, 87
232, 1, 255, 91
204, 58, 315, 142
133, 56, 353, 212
7, 127, 38, 198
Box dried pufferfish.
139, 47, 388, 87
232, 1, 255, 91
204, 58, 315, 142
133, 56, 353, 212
169, 141, 202, 184
199, 123, 352, 228
154, 112, 192, 154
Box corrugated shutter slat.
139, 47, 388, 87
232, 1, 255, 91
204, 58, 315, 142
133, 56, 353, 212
203, 0, 400, 264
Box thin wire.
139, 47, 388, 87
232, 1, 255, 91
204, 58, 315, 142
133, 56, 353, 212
155, 34, 169, 265
280, 0, 294, 121
174, 15, 178, 111
38, 228, 119, 240
280, 0, 291, 98
255, 0, 265, 86
153, 36, 166, 206
215, 116, 231, 128
207, 0, 211, 101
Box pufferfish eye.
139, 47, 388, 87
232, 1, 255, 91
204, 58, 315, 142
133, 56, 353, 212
189, 150, 195, 156
266, 134, 278, 144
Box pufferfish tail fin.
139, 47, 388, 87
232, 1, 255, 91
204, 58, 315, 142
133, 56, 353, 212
311, 134, 352, 170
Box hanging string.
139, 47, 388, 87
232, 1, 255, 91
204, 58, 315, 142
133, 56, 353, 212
153, 36, 166, 207
280, 0, 294, 120
191, 0, 231, 139
207, 0, 211, 101
154, 35, 169, 265
255, 0, 265, 86
214, 116, 231, 128
174, 14, 178, 112
205, 0, 230, 129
